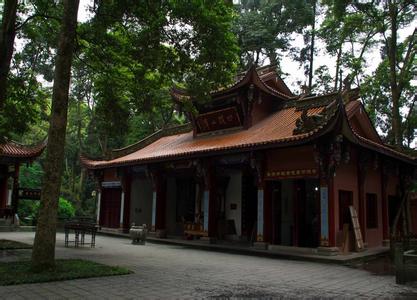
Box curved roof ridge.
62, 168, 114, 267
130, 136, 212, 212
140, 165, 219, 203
340, 100, 415, 164
0, 137, 47, 159
81, 101, 342, 170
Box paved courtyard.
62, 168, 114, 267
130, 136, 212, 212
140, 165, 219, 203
1, 232, 417, 299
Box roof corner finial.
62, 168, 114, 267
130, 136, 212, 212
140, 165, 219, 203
299, 84, 310, 99
343, 75, 351, 92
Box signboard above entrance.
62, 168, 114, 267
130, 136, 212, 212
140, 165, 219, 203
101, 181, 121, 188
18, 188, 41, 200
196, 107, 242, 134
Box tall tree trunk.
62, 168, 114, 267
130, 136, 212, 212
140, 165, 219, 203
31, 0, 80, 271
308, 0, 316, 91
0, 0, 18, 110
387, 0, 402, 147
334, 45, 342, 91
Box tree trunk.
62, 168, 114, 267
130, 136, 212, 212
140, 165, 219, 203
387, 0, 402, 147
31, 0, 80, 271
0, 0, 18, 110
334, 45, 342, 91
308, 0, 316, 91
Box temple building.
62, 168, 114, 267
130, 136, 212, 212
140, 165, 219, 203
0, 140, 46, 222
81, 65, 416, 253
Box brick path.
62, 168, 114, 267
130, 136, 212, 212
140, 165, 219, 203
0, 232, 416, 299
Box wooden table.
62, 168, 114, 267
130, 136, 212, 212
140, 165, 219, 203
64, 220, 99, 248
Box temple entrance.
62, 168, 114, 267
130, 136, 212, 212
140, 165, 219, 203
175, 178, 196, 224
297, 180, 320, 247
100, 187, 122, 228
388, 195, 402, 234
271, 179, 319, 247
241, 174, 258, 241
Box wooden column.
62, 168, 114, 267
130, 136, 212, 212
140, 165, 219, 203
150, 170, 167, 235
0, 176, 7, 209
328, 176, 335, 247
357, 159, 367, 243
96, 191, 101, 224
119, 191, 125, 229
155, 177, 167, 232
197, 161, 215, 238
263, 182, 272, 243
251, 153, 268, 246
122, 173, 132, 232
381, 166, 389, 240
11, 163, 19, 218
256, 186, 264, 242
315, 136, 343, 249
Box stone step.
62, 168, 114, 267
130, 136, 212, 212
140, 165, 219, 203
0, 218, 12, 226
0, 225, 17, 232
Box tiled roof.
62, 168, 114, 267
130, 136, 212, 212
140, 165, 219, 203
0, 140, 46, 159
81, 105, 332, 169
82, 96, 417, 169
171, 65, 293, 102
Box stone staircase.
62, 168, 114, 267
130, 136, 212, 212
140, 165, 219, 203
0, 217, 17, 232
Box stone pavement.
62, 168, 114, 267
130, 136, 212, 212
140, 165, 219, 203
0, 232, 417, 299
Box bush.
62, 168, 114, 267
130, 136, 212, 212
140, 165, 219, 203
57, 198, 76, 219
18, 197, 76, 225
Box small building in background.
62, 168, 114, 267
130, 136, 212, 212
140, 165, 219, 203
0, 140, 46, 222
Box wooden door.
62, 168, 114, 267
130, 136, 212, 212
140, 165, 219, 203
100, 188, 122, 228
339, 190, 353, 230
271, 181, 281, 244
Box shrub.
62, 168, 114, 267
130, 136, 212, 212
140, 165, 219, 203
18, 197, 75, 225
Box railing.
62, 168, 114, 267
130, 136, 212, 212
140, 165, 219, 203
0, 208, 13, 219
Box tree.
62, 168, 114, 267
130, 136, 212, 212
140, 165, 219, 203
234, 0, 314, 70
0, 0, 17, 112
318, 0, 380, 91
320, 0, 416, 146
361, 46, 416, 146
31, 0, 79, 270
74, 0, 239, 154
383, 1, 416, 146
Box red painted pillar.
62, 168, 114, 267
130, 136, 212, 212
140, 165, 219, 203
0, 177, 7, 209
293, 180, 299, 247
256, 180, 265, 243
381, 169, 389, 240
357, 162, 366, 243
122, 174, 132, 232
155, 176, 167, 231
11, 164, 19, 217
207, 183, 216, 238
328, 176, 336, 247
263, 182, 272, 243
200, 164, 216, 238
150, 171, 167, 234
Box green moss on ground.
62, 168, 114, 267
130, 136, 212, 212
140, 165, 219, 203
0, 259, 133, 285
0, 239, 32, 250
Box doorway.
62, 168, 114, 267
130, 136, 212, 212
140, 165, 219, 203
241, 174, 257, 241
175, 178, 196, 223
100, 187, 122, 228
271, 179, 320, 247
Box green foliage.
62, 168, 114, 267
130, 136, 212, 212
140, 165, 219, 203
73, 0, 239, 154
234, 0, 314, 69
57, 198, 76, 219
19, 162, 43, 189
0, 259, 132, 285
312, 65, 333, 94
18, 197, 76, 225
361, 51, 416, 146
